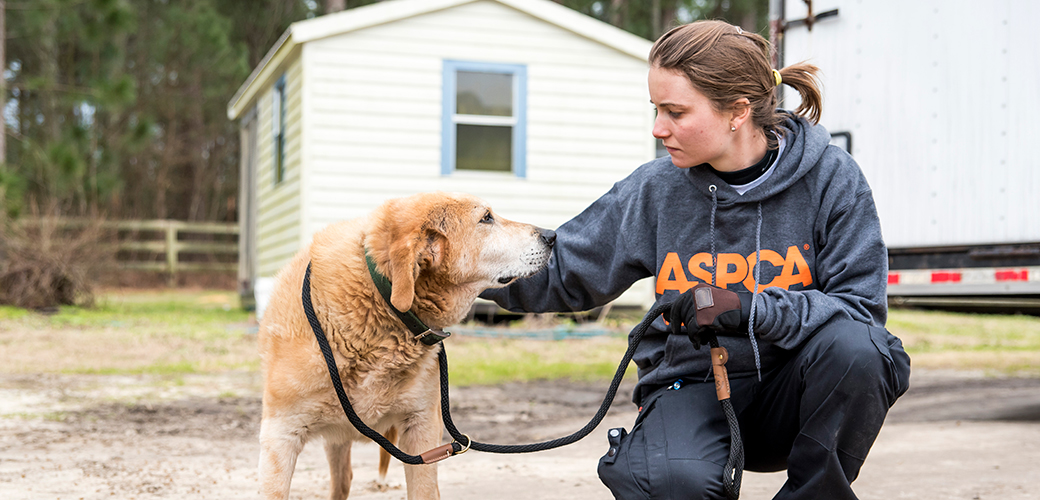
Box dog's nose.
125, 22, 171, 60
538, 228, 557, 247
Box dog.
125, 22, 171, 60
257, 192, 556, 500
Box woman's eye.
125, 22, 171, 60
669, 111, 682, 119
480, 212, 494, 224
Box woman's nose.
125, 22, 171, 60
652, 116, 669, 139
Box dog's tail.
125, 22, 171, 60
378, 426, 398, 484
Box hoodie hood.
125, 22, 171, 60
683, 112, 832, 204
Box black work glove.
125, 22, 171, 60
667, 282, 753, 350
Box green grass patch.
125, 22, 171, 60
0, 290, 258, 375
887, 308, 1040, 375
445, 335, 636, 386
888, 309, 1040, 352
0, 306, 30, 320
44, 290, 250, 334
1, 411, 68, 421
67, 361, 200, 376
4, 289, 1040, 382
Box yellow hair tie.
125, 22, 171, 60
773, 69, 783, 87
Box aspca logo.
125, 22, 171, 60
656, 245, 814, 294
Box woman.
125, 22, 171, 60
481, 20, 910, 500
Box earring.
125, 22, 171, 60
731, 125, 737, 132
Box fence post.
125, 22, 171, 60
165, 221, 178, 286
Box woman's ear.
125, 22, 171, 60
729, 98, 752, 130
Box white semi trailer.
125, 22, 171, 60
771, 0, 1040, 307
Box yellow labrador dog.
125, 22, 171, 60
257, 192, 555, 500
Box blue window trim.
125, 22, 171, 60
441, 60, 527, 177
273, 74, 287, 186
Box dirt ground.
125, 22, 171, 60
2, 369, 1039, 500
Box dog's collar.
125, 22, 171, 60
363, 250, 450, 346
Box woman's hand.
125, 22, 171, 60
667, 283, 753, 349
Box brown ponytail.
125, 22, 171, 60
649, 20, 824, 145
776, 62, 823, 125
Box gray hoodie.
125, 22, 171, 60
482, 113, 888, 400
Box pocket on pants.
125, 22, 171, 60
867, 325, 911, 405
598, 427, 651, 499
600, 384, 732, 500
598, 397, 664, 499
658, 386, 731, 463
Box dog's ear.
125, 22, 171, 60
419, 228, 447, 272
388, 232, 419, 312
389, 227, 446, 311
373, 195, 452, 312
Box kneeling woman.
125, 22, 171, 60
481, 19, 911, 500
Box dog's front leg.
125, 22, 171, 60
399, 408, 444, 500
258, 417, 307, 500
324, 439, 353, 500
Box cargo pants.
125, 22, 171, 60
597, 320, 912, 500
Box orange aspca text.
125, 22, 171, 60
656, 246, 813, 294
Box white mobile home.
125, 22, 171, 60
228, 0, 656, 315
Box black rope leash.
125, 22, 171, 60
438, 301, 670, 454
302, 263, 743, 497
302, 264, 465, 465
709, 337, 744, 500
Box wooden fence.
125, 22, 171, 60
109, 220, 238, 285
5, 218, 238, 287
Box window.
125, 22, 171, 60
272, 74, 287, 185
442, 61, 526, 176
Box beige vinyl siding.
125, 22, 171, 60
256, 56, 305, 277
302, 0, 653, 235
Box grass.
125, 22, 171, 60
444, 335, 635, 386
0, 289, 257, 375
1, 290, 1039, 384
887, 308, 1040, 375
0, 305, 31, 320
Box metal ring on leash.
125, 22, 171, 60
453, 434, 472, 455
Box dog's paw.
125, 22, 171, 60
367, 480, 401, 493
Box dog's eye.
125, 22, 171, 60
480, 211, 494, 224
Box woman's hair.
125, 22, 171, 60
649, 20, 822, 145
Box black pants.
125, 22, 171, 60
598, 320, 911, 500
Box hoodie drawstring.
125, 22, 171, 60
707, 185, 763, 381
749, 202, 763, 381
708, 185, 718, 281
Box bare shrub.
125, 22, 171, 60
0, 209, 115, 309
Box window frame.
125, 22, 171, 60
441, 60, 527, 177
272, 74, 287, 185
